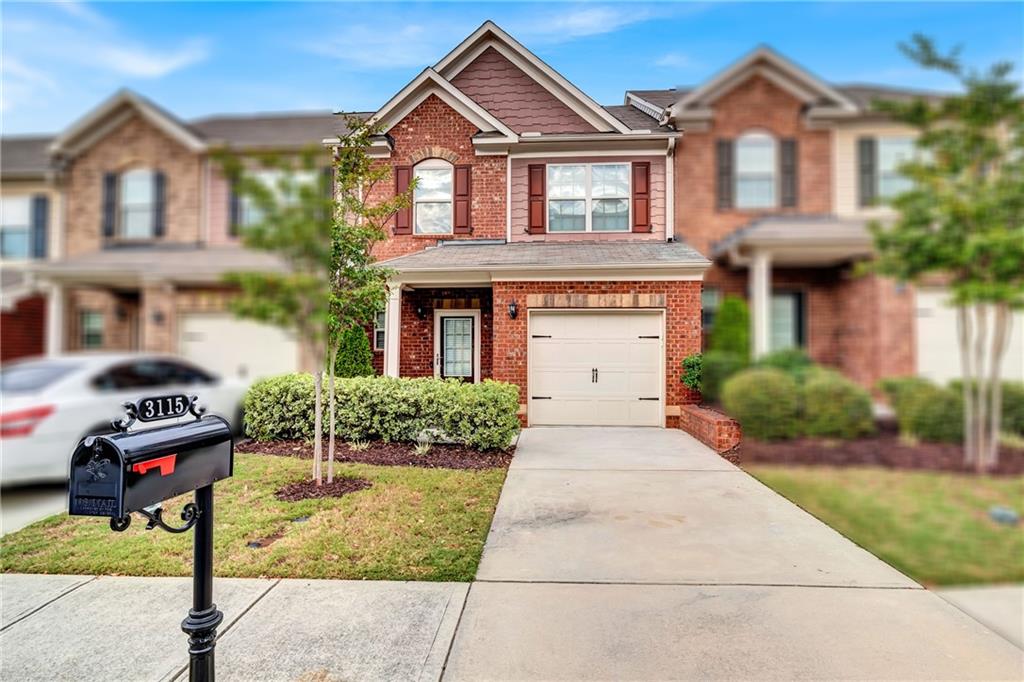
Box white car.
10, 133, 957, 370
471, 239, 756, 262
1, 353, 247, 487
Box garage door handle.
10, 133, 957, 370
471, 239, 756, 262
638, 335, 660, 339
638, 397, 660, 401
532, 396, 552, 400
531, 334, 552, 338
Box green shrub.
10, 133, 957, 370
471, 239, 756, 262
681, 353, 702, 392
243, 373, 316, 441
708, 295, 750, 357
701, 350, 748, 404
333, 326, 375, 378
878, 376, 933, 416
755, 348, 815, 382
903, 384, 964, 443
245, 374, 520, 450
722, 368, 800, 441
949, 380, 1024, 436
801, 372, 876, 439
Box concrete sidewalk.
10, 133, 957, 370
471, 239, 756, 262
445, 427, 1024, 680
937, 584, 1024, 649
1, 574, 466, 682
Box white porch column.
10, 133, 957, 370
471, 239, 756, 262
45, 281, 64, 356
383, 284, 402, 377
750, 249, 772, 358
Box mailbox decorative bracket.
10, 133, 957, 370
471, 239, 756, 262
111, 394, 206, 433
110, 501, 200, 534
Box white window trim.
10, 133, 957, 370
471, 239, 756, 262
433, 309, 481, 383
734, 132, 778, 210
118, 168, 156, 240
546, 162, 631, 233
413, 158, 454, 235
876, 136, 916, 200
0, 194, 33, 261
373, 310, 386, 352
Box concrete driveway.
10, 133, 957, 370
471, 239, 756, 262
445, 427, 1024, 680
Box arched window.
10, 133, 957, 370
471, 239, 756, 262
119, 168, 156, 238
413, 159, 453, 234
735, 132, 776, 209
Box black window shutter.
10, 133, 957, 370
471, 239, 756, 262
716, 139, 734, 210
780, 138, 798, 208
153, 171, 166, 237
858, 137, 877, 207
229, 179, 241, 236
319, 165, 335, 224
31, 195, 49, 259
102, 172, 118, 238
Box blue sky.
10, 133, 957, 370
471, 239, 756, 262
2, 1, 1022, 135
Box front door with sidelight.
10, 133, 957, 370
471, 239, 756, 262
434, 310, 481, 382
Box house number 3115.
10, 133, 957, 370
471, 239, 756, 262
137, 395, 190, 422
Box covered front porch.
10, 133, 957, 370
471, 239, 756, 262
710, 216, 915, 388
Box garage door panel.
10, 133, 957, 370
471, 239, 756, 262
529, 311, 663, 427
179, 314, 299, 381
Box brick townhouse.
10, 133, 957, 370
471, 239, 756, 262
3, 21, 1021, 427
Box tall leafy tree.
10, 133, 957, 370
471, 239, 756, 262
868, 35, 1023, 471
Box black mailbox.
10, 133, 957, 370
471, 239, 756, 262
68, 415, 233, 520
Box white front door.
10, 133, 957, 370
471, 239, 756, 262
178, 313, 299, 382
528, 311, 663, 426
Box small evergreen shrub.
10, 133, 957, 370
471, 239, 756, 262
701, 350, 748, 404
681, 353, 702, 392
755, 348, 815, 383
334, 326, 375, 378
707, 296, 750, 357
903, 384, 964, 443
878, 376, 933, 417
245, 375, 520, 450
949, 380, 1024, 436
801, 372, 876, 439
722, 368, 800, 441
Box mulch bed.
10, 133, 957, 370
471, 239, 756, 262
741, 423, 1024, 475
237, 439, 513, 470
275, 477, 373, 502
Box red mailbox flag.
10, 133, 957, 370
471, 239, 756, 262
131, 454, 177, 476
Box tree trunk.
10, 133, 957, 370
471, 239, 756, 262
313, 369, 323, 485
327, 342, 339, 484
973, 305, 989, 473
957, 306, 976, 466
986, 304, 1012, 471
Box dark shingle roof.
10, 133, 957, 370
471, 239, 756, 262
626, 89, 690, 109
1, 136, 54, 178
189, 111, 371, 149
380, 240, 709, 272
602, 105, 673, 132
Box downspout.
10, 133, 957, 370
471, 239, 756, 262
665, 137, 675, 242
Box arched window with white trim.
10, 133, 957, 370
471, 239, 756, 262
413, 159, 453, 234
735, 132, 777, 209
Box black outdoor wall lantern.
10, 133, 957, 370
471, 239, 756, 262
67, 394, 234, 682
508, 300, 519, 319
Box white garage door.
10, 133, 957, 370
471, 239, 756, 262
529, 311, 663, 426
179, 313, 300, 382
916, 288, 1024, 384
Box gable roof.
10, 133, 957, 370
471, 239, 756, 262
1, 135, 54, 179
191, 111, 363, 149
368, 68, 517, 142
664, 46, 858, 123
433, 21, 631, 134
50, 89, 207, 157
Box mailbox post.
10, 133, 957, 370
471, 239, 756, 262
68, 394, 233, 682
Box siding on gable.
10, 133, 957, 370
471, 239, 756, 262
451, 46, 597, 134
509, 156, 666, 242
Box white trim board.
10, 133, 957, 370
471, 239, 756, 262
433, 308, 482, 383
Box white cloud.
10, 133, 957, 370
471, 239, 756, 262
306, 22, 466, 69
92, 39, 210, 78
655, 52, 696, 69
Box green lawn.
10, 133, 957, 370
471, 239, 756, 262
745, 465, 1024, 586
1, 453, 507, 581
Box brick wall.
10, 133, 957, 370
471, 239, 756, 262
66, 288, 136, 351
678, 404, 742, 460
64, 113, 203, 257
491, 280, 702, 427
370, 95, 507, 261
398, 287, 494, 379
675, 75, 832, 256
1, 295, 45, 361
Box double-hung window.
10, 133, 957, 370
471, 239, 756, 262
413, 159, 453, 234
239, 168, 318, 228
877, 137, 915, 200
0, 196, 32, 259
80, 311, 104, 349
373, 311, 386, 351
735, 133, 777, 209
547, 163, 630, 233
119, 169, 156, 239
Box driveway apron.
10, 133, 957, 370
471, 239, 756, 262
443, 427, 1024, 680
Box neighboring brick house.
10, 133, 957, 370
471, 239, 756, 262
4, 89, 345, 380
327, 22, 708, 427
625, 47, 1023, 388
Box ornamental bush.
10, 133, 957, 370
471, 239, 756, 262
721, 367, 800, 441
801, 372, 876, 439
755, 348, 815, 383
244, 374, 520, 450
878, 376, 933, 418
707, 295, 750, 357
947, 380, 1024, 436
700, 350, 748, 404
334, 326, 375, 378
902, 384, 964, 443
680, 353, 703, 392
